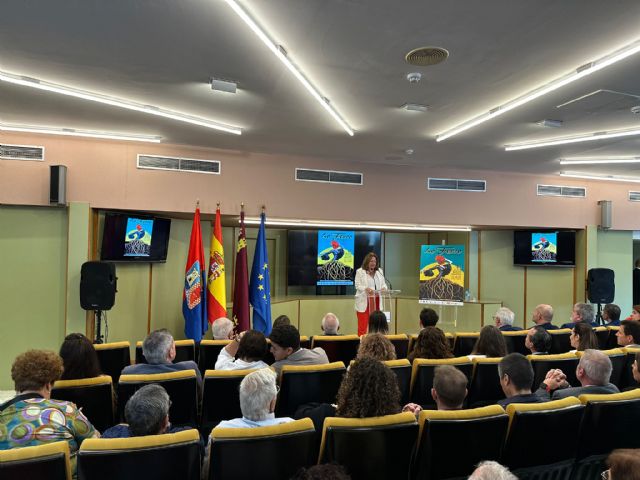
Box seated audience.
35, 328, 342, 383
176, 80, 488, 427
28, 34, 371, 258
531, 304, 558, 330
0, 350, 98, 474
269, 325, 329, 375
419, 307, 439, 328
469, 461, 518, 480
470, 325, 507, 358
494, 307, 521, 331
211, 317, 234, 340
497, 353, 543, 407
616, 319, 640, 348
291, 464, 351, 480
321, 313, 340, 335
272, 314, 291, 329
59, 332, 103, 380
525, 326, 551, 355
602, 303, 621, 327
624, 352, 640, 391
570, 322, 599, 351
357, 333, 396, 361
561, 302, 596, 329
605, 449, 640, 480
217, 368, 294, 428
535, 349, 619, 400
215, 330, 269, 370
367, 310, 389, 334
626, 306, 640, 321
431, 365, 468, 410
408, 326, 453, 362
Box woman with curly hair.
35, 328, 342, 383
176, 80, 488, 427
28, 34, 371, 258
59, 332, 103, 380
408, 327, 453, 362
570, 322, 599, 351
470, 325, 508, 358
357, 333, 396, 361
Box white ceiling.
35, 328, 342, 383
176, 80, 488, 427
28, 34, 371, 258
3, 0, 640, 177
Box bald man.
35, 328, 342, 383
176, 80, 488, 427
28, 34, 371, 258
531, 304, 558, 330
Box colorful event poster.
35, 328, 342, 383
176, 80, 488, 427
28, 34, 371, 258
531, 232, 557, 263
124, 217, 153, 256
419, 244, 465, 305
317, 230, 355, 285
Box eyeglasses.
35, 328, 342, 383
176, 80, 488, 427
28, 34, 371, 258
601, 469, 611, 480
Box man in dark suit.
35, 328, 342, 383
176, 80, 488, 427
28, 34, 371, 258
561, 303, 597, 329
616, 319, 640, 348
602, 304, 621, 327
498, 353, 545, 407
531, 304, 558, 330
494, 307, 522, 331
525, 326, 551, 355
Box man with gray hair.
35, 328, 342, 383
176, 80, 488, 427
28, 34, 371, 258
494, 307, 521, 331
212, 317, 234, 340
215, 368, 294, 428
469, 461, 518, 480
531, 304, 558, 330
321, 313, 340, 336
561, 302, 596, 329
535, 349, 619, 400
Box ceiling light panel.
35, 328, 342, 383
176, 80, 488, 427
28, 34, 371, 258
560, 171, 640, 183
242, 217, 471, 232
0, 123, 161, 143
505, 127, 640, 151
560, 156, 640, 165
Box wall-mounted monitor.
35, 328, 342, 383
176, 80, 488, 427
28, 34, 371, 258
101, 212, 171, 263
513, 230, 576, 267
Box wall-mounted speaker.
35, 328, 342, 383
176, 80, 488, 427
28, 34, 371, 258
598, 200, 612, 230
49, 165, 67, 206
80, 261, 117, 310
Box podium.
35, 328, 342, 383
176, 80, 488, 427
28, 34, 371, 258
367, 289, 402, 328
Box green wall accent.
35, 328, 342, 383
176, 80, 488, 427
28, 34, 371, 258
468, 231, 479, 299
575, 229, 587, 303
595, 228, 633, 316
66, 202, 90, 335
384, 232, 426, 297
525, 267, 574, 329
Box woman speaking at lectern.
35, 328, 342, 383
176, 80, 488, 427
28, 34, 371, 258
355, 252, 387, 336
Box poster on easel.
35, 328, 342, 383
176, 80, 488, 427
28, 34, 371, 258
419, 245, 465, 305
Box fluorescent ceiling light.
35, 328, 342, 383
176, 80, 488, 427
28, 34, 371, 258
560, 156, 640, 165
436, 39, 640, 142
505, 127, 640, 151
222, 0, 354, 136
0, 123, 161, 143
0, 70, 241, 135
242, 217, 471, 232
560, 171, 640, 183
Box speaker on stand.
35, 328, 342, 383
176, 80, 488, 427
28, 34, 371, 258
587, 268, 615, 326
80, 261, 117, 343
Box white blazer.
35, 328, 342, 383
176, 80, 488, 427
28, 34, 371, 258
354, 267, 387, 312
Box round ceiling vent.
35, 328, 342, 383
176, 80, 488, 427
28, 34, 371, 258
405, 46, 449, 66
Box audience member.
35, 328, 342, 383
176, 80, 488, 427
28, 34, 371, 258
616, 319, 640, 348
570, 322, 599, 351
321, 313, 340, 335
494, 307, 521, 331
211, 317, 234, 340
602, 304, 621, 327
215, 330, 269, 370
408, 327, 453, 361
431, 365, 468, 410
525, 326, 551, 355
269, 325, 329, 375
530, 304, 558, 330
0, 350, 98, 474
419, 307, 439, 328
497, 353, 543, 407
273, 314, 291, 329
59, 332, 102, 380
624, 352, 640, 391
535, 349, 619, 400
217, 368, 294, 428
561, 302, 596, 329
470, 325, 507, 358
605, 449, 640, 480
468, 461, 518, 480
357, 333, 396, 361
367, 310, 389, 334
290, 464, 351, 480
627, 306, 640, 321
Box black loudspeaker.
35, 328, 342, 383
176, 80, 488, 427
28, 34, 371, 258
587, 268, 615, 304
80, 262, 117, 310
49, 165, 67, 205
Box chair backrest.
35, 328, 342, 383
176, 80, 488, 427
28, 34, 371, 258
467, 357, 505, 407
276, 362, 346, 417
577, 348, 626, 387
201, 369, 257, 433
197, 340, 231, 374
319, 412, 418, 480
453, 332, 479, 356
593, 326, 610, 350
527, 352, 579, 387
78, 429, 201, 480
502, 397, 584, 470
311, 335, 360, 365
135, 339, 195, 364
410, 357, 473, 408
383, 359, 411, 405
621, 347, 640, 389
414, 405, 509, 480
606, 326, 620, 350
209, 418, 316, 480
52, 376, 115, 433
501, 330, 529, 355
549, 329, 572, 354
94, 341, 130, 384
0, 441, 71, 480
384, 334, 409, 359
300, 336, 310, 350
118, 370, 198, 427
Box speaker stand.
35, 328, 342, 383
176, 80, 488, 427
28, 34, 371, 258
595, 303, 604, 326
94, 310, 104, 344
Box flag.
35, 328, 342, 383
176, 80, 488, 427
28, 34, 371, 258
182, 206, 207, 341
232, 207, 250, 332
250, 211, 272, 334
207, 205, 227, 324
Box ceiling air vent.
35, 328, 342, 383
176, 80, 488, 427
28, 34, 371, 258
295, 168, 362, 185
629, 191, 640, 202
0, 143, 44, 161
428, 177, 486, 192
537, 184, 586, 198
137, 154, 220, 174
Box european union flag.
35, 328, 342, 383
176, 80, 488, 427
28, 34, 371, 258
249, 212, 271, 334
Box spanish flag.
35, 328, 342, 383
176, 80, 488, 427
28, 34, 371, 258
207, 205, 227, 324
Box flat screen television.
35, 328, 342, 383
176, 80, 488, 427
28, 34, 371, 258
513, 230, 575, 267
101, 212, 171, 262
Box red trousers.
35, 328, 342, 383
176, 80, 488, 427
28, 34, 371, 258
356, 297, 380, 336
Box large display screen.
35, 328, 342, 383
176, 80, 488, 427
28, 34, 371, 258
514, 230, 575, 267
101, 212, 171, 262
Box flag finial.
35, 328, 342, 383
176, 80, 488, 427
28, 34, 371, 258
261, 205, 266, 213
196, 199, 200, 208
217, 201, 220, 208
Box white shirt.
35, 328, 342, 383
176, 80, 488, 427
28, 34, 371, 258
216, 413, 294, 429
215, 348, 269, 371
